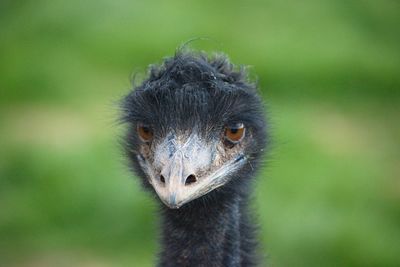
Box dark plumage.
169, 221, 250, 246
121, 50, 267, 266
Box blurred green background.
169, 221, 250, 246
1, 0, 399, 266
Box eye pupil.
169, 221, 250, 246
230, 128, 239, 134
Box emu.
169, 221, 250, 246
121, 51, 267, 266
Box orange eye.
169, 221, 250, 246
224, 123, 245, 143
137, 124, 153, 142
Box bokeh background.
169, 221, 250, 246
1, 0, 399, 266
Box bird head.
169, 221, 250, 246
121, 51, 267, 209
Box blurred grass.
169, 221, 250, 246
1, 0, 400, 266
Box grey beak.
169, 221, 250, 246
150, 134, 210, 208
158, 151, 197, 208
140, 134, 247, 209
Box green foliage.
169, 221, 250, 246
1, 0, 399, 266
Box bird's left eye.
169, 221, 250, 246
224, 123, 245, 143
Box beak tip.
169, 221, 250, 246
163, 201, 181, 209
162, 193, 182, 209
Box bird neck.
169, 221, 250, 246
158, 192, 258, 267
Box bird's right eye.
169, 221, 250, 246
137, 124, 153, 142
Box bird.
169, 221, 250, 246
121, 50, 267, 267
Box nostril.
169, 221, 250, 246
185, 174, 197, 185
160, 175, 165, 184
